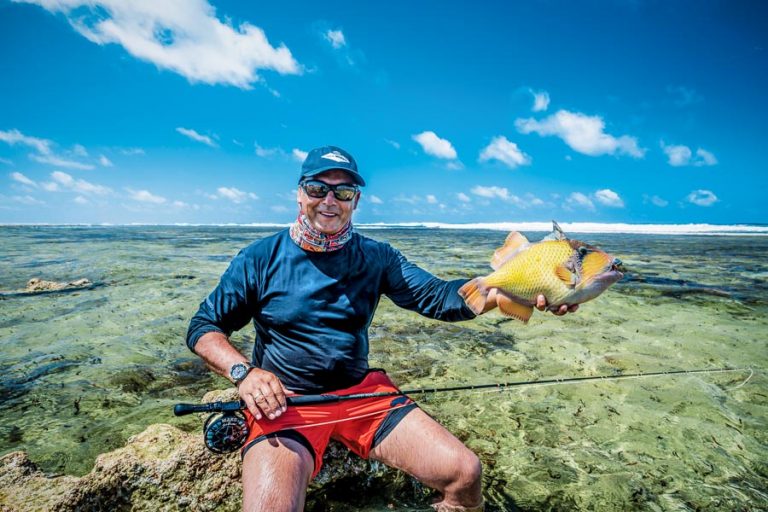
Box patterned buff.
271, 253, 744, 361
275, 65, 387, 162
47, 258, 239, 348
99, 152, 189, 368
289, 214, 353, 252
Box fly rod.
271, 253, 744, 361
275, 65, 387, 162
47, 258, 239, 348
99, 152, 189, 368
173, 366, 749, 416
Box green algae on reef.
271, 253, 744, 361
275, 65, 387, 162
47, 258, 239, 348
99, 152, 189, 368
1, 225, 767, 511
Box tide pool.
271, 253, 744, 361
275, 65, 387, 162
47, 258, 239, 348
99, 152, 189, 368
0, 225, 766, 510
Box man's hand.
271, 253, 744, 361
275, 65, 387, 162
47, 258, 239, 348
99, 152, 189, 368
478, 290, 578, 316
536, 294, 579, 315
238, 368, 289, 421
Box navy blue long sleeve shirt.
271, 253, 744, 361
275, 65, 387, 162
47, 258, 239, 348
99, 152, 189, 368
186, 229, 475, 393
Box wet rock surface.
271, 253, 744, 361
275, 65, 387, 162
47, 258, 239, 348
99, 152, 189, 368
0, 389, 419, 512
0, 278, 95, 298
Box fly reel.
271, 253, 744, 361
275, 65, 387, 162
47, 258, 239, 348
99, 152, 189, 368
203, 410, 249, 454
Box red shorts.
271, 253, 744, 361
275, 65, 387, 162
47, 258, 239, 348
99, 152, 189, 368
241, 370, 416, 478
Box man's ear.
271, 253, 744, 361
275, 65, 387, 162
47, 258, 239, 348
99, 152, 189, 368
353, 192, 360, 210
297, 188, 305, 213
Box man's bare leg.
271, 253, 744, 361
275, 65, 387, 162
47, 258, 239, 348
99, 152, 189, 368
370, 409, 483, 511
241, 436, 314, 512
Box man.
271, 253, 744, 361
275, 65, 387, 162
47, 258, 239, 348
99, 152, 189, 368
186, 145, 576, 511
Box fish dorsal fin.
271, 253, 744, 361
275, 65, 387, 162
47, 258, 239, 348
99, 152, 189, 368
490, 231, 530, 270
541, 220, 568, 242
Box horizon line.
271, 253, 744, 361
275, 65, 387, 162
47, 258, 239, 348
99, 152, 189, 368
1, 221, 767, 235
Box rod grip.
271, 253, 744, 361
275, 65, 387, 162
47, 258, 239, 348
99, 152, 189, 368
174, 403, 210, 416
287, 394, 340, 405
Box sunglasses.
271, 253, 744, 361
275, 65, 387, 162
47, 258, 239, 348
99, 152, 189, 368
301, 180, 358, 201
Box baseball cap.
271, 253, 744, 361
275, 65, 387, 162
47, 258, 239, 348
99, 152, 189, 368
299, 145, 365, 186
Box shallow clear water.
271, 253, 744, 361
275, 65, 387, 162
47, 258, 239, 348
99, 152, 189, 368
1, 226, 766, 511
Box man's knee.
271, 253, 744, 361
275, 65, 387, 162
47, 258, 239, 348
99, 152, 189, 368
453, 450, 482, 490
242, 436, 314, 512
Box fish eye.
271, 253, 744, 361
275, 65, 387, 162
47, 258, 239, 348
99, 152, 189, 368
578, 246, 588, 256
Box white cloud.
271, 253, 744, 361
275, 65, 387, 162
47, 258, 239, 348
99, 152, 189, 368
661, 143, 692, 167
176, 127, 217, 147
687, 189, 718, 207
426, 194, 438, 204
644, 194, 668, 207
30, 153, 95, 170
120, 147, 145, 155
471, 185, 510, 200
516, 110, 644, 158
565, 192, 595, 210
324, 29, 346, 49
412, 131, 457, 160
384, 139, 400, 150
254, 144, 284, 158
661, 142, 717, 167
594, 189, 624, 208
18, 0, 301, 89
72, 144, 88, 157
51, 171, 111, 195
0, 129, 53, 155
368, 195, 383, 204
12, 194, 45, 205
74, 196, 89, 205
478, 136, 531, 169
10, 171, 37, 187
393, 194, 421, 205
216, 186, 257, 203
1, 130, 97, 169
695, 148, 718, 166
531, 89, 550, 112
41, 181, 59, 192
292, 148, 308, 162
469, 186, 535, 208
99, 155, 114, 167
457, 192, 471, 203
0, 157, 14, 166
127, 188, 166, 204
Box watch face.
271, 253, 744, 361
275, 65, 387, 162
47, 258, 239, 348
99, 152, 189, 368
231, 363, 248, 381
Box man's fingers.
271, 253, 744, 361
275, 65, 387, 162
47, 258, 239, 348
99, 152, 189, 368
255, 390, 282, 420
242, 393, 261, 420
268, 380, 288, 412
535, 295, 546, 311
568, 304, 579, 313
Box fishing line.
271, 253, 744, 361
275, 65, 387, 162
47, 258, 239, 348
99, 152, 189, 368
174, 366, 751, 416
174, 366, 753, 453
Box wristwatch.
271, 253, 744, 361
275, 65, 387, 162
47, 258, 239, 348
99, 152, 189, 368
229, 362, 254, 385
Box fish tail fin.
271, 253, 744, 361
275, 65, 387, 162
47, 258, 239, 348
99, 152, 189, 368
459, 277, 489, 315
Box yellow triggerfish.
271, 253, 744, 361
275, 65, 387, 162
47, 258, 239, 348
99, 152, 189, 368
460, 221, 624, 322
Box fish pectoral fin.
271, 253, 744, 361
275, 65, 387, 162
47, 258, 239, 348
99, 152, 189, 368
555, 264, 576, 288
495, 293, 534, 323
490, 232, 529, 270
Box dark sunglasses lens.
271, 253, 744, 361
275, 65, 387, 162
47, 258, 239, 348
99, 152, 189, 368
303, 181, 329, 198
333, 186, 357, 201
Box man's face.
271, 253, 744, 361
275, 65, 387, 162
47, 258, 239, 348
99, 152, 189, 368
297, 169, 360, 234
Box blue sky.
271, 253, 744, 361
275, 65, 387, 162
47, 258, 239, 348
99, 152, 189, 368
1, 0, 766, 225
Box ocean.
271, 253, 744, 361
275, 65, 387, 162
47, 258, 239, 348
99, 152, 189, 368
1, 224, 766, 510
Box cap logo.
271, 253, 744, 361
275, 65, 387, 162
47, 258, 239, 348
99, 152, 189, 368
321, 151, 350, 164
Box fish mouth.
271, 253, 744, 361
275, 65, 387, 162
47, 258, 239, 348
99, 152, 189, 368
584, 266, 624, 286
610, 259, 626, 280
